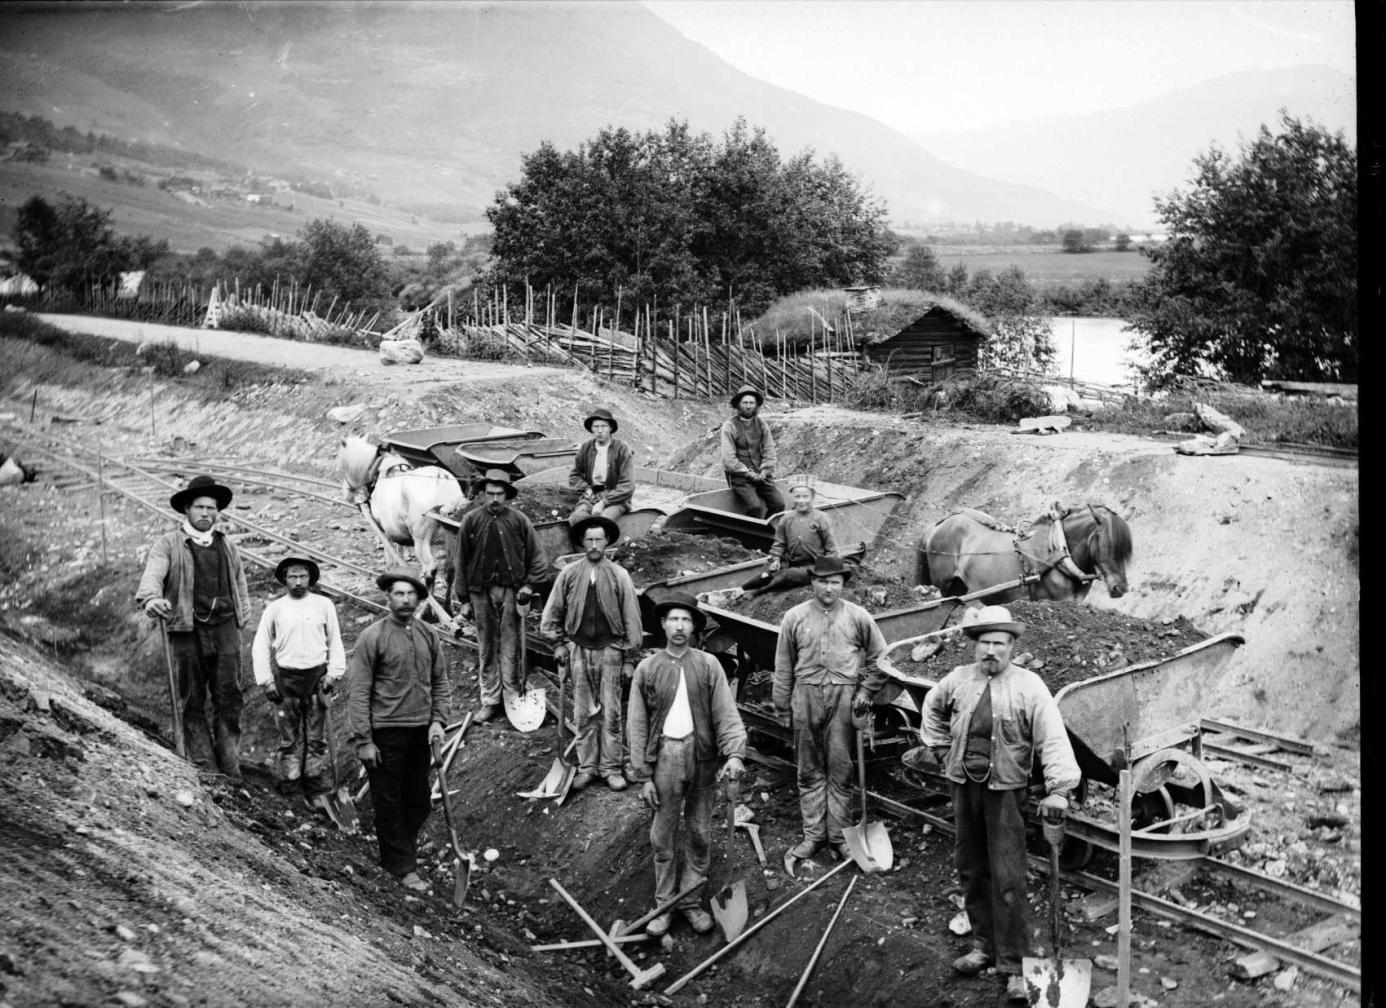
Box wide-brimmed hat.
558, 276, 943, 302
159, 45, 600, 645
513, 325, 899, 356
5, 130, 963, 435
275, 556, 321, 586
376, 568, 428, 597
570, 514, 621, 548
729, 384, 764, 409
652, 593, 706, 633
809, 555, 854, 583
961, 604, 1025, 640
169, 474, 232, 513
470, 467, 518, 499
584, 407, 619, 433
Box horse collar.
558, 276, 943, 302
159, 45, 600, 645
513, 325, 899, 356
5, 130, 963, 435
1050, 510, 1096, 583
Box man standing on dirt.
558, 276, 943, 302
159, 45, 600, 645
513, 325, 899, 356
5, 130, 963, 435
740, 474, 839, 598
720, 384, 785, 519
628, 595, 747, 937
540, 515, 644, 792
773, 556, 888, 864
921, 605, 1080, 1002
450, 468, 548, 724
136, 474, 251, 780
251, 557, 346, 807
348, 569, 450, 893
568, 407, 635, 526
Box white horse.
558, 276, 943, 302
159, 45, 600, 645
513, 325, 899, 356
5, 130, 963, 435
338, 433, 465, 594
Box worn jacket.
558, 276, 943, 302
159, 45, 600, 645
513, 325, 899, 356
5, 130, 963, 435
135, 528, 250, 632
346, 617, 452, 747
773, 598, 888, 714
450, 504, 548, 598
769, 508, 838, 564
921, 661, 1081, 795
627, 648, 747, 782
719, 415, 778, 480
568, 437, 636, 509
539, 558, 644, 656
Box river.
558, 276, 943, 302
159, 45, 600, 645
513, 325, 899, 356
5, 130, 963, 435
1046, 316, 1147, 387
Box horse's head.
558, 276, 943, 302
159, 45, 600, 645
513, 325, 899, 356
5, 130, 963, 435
1085, 503, 1132, 597
338, 432, 383, 495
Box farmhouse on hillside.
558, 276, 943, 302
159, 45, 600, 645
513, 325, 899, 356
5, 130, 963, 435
861, 302, 991, 383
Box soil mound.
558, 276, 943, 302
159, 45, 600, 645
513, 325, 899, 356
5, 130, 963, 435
609, 529, 759, 584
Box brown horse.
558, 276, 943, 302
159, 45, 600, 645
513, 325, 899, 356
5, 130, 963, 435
915, 503, 1132, 602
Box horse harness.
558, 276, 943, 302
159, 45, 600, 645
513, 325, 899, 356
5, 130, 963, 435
1013, 504, 1104, 597
348, 444, 415, 506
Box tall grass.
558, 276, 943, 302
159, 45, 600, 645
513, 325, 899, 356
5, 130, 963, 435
1086, 388, 1358, 449
843, 366, 1051, 423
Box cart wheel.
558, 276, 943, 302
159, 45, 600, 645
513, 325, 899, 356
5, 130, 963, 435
1131, 786, 1177, 832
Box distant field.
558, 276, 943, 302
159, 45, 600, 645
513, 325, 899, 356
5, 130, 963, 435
0, 160, 477, 253
933, 248, 1153, 284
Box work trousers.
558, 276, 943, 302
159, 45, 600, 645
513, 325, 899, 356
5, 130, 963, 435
272, 664, 329, 796
740, 564, 812, 594
791, 681, 856, 845
471, 585, 523, 707
367, 725, 433, 878
568, 499, 628, 526
649, 734, 718, 911
728, 478, 785, 520
571, 644, 626, 778
952, 782, 1031, 974
169, 619, 244, 777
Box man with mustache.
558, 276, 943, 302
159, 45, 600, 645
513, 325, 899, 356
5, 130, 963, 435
720, 384, 785, 519
921, 605, 1080, 1002
627, 595, 747, 937
348, 569, 451, 894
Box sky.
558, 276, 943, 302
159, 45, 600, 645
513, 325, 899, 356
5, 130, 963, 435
644, 1, 1356, 134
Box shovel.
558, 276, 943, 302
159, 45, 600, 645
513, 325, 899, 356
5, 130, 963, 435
157, 620, 187, 760
317, 685, 359, 834
505, 595, 548, 732
709, 773, 749, 941
1022, 808, 1093, 1007
517, 644, 577, 801
841, 721, 893, 872
430, 734, 475, 908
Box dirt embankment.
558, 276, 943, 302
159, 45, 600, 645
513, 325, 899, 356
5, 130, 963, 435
667, 407, 1359, 740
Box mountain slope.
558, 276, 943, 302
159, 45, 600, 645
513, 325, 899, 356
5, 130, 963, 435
0, 0, 1122, 226
913, 65, 1357, 228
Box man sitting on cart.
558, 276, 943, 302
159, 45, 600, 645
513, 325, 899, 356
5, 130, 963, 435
568, 407, 635, 527
720, 384, 785, 519
920, 604, 1080, 1002
739, 473, 839, 598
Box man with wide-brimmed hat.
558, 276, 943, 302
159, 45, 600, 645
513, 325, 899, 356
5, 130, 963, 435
251, 557, 346, 804
720, 384, 785, 519
136, 474, 251, 778
449, 468, 548, 724
540, 514, 644, 791
627, 594, 747, 937
739, 473, 840, 599
568, 407, 636, 527
347, 569, 451, 894
773, 555, 888, 864
921, 605, 1080, 1002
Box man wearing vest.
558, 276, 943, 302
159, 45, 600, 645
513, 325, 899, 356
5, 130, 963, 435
136, 474, 251, 779
740, 473, 840, 598
628, 595, 747, 937
540, 515, 644, 791
568, 407, 636, 526
921, 605, 1080, 1002
450, 469, 548, 724
720, 384, 785, 519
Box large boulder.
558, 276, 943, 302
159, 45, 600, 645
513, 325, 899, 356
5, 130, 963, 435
379, 339, 424, 366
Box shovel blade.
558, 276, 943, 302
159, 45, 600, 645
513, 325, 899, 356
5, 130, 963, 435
710, 881, 748, 941
518, 757, 570, 800
1021, 956, 1092, 1008
553, 761, 577, 806
841, 824, 881, 873
504, 687, 548, 733
453, 855, 473, 908
334, 789, 360, 834
864, 821, 894, 871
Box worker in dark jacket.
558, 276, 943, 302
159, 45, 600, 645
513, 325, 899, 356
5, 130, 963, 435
627, 595, 747, 937
348, 569, 451, 893
568, 407, 636, 526
720, 384, 784, 519
449, 469, 548, 724
740, 474, 839, 598
135, 475, 251, 779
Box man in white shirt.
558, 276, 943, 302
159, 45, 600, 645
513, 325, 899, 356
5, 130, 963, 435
568, 407, 635, 526
627, 595, 747, 937
252, 557, 347, 803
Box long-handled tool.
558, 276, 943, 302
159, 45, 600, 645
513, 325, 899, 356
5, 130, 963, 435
841, 722, 893, 872
157, 620, 187, 759
429, 711, 474, 801
504, 595, 547, 732
785, 874, 857, 1008
318, 685, 359, 834
735, 808, 767, 868
1021, 806, 1092, 1007
549, 878, 666, 990
518, 644, 577, 801
612, 879, 707, 938
710, 774, 749, 941
430, 734, 475, 908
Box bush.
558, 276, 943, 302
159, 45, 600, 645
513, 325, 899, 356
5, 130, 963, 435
843, 366, 1053, 423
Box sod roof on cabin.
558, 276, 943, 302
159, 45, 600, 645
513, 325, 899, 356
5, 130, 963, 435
745, 287, 991, 348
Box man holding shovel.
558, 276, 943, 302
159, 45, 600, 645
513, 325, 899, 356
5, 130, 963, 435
921, 605, 1080, 1002
540, 515, 644, 791
252, 557, 346, 807
348, 569, 451, 893
774, 556, 889, 864
627, 595, 747, 937
136, 474, 250, 780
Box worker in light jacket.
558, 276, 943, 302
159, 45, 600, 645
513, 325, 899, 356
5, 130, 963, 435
568, 407, 635, 526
